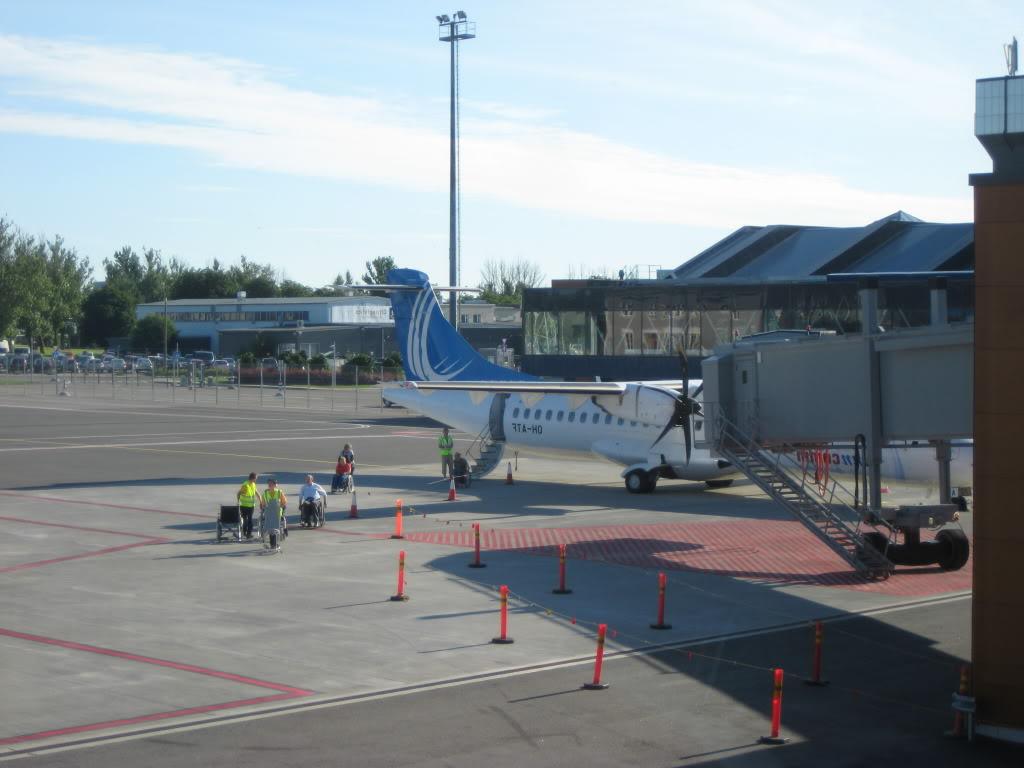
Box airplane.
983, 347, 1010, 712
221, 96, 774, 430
380, 268, 973, 495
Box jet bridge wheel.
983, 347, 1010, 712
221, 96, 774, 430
704, 479, 734, 489
861, 531, 889, 555
935, 528, 970, 571
625, 469, 657, 494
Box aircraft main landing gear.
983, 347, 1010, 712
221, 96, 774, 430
704, 479, 734, 489
625, 469, 657, 494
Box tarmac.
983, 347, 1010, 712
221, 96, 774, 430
0, 391, 1016, 766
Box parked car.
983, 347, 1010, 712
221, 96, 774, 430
192, 350, 215, 365
261, 357, 281, 371
134, 357, 153, 372
210, 359, 233, 372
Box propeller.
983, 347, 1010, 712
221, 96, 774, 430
650, 348, 702, 463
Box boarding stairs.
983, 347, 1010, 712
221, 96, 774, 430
713, 411, 894, 579
464, 423, 506, 480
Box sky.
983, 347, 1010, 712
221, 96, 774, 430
0, 1, 1018, 287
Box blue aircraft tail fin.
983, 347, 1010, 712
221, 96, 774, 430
387, 268, 534, 382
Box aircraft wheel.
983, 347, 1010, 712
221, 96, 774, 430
625, 470, 655, 494
704, 479, 734, 489
936, 528, 970, 571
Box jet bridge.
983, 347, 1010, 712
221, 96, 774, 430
701, 277, 973, 576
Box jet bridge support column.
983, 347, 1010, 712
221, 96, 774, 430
859, 278, 883, 512
929, 277, 949, 326
932, 439, 952, 506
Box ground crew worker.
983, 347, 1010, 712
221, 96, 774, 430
236, 472, 262, 540
438, 427, 454, 478
262, 478, 288, 551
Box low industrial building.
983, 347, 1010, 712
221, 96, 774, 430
134, 293, 523, 359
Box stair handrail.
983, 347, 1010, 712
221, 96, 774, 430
713, 409, 894, 576
463, 421, 493, 474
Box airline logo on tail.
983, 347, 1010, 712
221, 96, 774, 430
387, 268, 534, 383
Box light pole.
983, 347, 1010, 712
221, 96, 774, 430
437, 11, 475, 330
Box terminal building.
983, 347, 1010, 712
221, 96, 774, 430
521, 212, 974, 379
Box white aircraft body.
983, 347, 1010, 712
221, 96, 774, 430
381, 268, 972, 494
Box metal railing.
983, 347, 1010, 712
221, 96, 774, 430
0, 362, 405, 414
713, 409, 894, 578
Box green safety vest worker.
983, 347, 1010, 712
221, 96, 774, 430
237, 479, 259, 507
438, 433, 454, 456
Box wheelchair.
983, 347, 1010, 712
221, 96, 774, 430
299, 496, 325, 528
216, 505, 243, 542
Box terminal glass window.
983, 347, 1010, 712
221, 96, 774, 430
558, 311, 590, 355
525, 311, 559, 354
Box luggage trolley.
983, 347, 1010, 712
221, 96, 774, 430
217, 504, 243, 542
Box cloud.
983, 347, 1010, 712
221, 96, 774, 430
0, 33, 971, 229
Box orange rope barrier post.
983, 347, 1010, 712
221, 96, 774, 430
390, 499, 404, 539
947, 664, 973, 738
447, 476, 457, 501
552, 543, 572, 594
804, 621, 829, 687
389, 550, 409, 601
505, 461, 514, 484
650, 572, 672, 630
349, 490, 358, 519
491, 585, 514, 644
467, 522, 486, 568
759, 668, 788, 745
582, 623, 610, 690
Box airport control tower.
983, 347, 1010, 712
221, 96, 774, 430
969, 46, 1024, 743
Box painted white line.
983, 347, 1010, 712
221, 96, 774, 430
0, 432, 448, 453
0, 592, 970, 760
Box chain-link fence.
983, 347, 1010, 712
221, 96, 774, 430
0, 363, 405, 413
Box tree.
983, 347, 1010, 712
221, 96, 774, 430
362, 256, 396, 285
131, 315, 177, 353
0, 218, 21, 342
44, 237, 92, 346
81, 286, 135, 346
12, 237, 51, 349
279, 279, 314, 297
229, 256, 277, 298
478, 258, 545, 307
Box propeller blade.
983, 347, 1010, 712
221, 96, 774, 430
678, 347, 690, 399
682, 409, 692, 464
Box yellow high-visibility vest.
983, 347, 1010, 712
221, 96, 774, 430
237, 481, 257, 506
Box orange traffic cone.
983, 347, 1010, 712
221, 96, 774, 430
505, 461, 514, 485
349, 491, 358, 519
447, 477, 457, 501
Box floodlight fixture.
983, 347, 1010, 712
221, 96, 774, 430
456, 10, 466, 20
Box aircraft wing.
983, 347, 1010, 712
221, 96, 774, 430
403, 381, 628, 395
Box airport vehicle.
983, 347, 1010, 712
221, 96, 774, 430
380, 269, 973, 495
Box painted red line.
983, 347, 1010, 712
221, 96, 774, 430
0, 514, 161, 540
0, 692, 299, 746
0, 540, 162, 573
0, 628, 314, 696
0, 491, 208, 518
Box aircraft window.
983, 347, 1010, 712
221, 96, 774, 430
545, 410, 552, 420
592, 413, 600, 423
557, 411, 564, 421
523, 409, 531, 419
568, 412, 576, 423
513, 408, 520, 418
630, 421, 637, 427
605, 414, 612, 425
617, 418, 624, 426
696, 420, 703, 431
